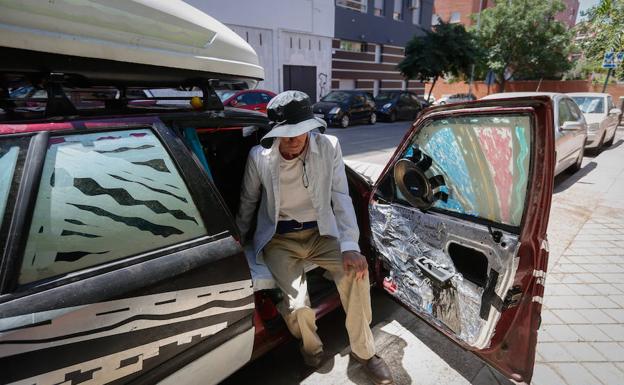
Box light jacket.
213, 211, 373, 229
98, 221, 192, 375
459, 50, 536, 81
236, 132, 360, 264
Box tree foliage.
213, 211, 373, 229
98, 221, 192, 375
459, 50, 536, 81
398, 21, 480, 100
576, 0, 624, 80
474, 0, 572, 90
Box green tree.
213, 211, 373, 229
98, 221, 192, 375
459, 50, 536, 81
474, 0, 573, 91
398, 21, 480, 101
576, 0, 624, 80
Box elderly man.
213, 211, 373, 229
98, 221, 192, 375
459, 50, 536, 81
236, 91, 392, 384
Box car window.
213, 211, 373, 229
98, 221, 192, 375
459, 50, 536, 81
353, 94, 365, 105
321, 91, 351, 103
365, 93, 375, 103
565, 99, 583, 121
398, 114, 532, 226
400, 94, 411, 104
375, 92, 398, 103
236, 92, 262, 106
215, 90, 237, 102
558, 99, 575, 125
0, 136, 30, 254
571, 96, 604, 114
19, 128, 208, 284
260, 93, 273, 103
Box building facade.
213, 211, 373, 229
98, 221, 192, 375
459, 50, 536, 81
432, 0, 579, 29
332, 0, 434, 96
184, 0, 334, 101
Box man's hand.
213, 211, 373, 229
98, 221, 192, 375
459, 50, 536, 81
342, 250, 368, 280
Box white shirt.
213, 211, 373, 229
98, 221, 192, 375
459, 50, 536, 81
278, 152, 318, 222
236, 132, 360, 264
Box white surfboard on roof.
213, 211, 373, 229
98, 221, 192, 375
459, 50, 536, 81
0, 0, 264, 81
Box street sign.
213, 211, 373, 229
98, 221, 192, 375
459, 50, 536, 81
616, 52, 624, 64
603, 52, 616, 68
484, 70, 496, 85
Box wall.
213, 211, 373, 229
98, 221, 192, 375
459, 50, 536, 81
424, 80, 624, 101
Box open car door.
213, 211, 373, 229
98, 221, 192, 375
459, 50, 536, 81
369, 97, 555, 383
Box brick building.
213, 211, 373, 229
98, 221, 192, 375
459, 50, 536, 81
432, 0, 579, 29
331, 0, 434, 96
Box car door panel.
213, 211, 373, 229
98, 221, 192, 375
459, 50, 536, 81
0, 124, 254, 385
368, 98, 554, 383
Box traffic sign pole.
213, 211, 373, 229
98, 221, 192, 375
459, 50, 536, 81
603, 68, 612, 93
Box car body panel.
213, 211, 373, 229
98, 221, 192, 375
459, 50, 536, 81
375, 91, 423, 121
366, 97, 555, 383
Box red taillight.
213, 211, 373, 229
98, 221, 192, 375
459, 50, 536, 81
383, 276, 397, 294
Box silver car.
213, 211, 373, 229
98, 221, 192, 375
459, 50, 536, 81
482, 92, 588, 176
568, 92, 621, 151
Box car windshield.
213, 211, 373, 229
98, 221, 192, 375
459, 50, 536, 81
375, 92, 398, 103
215, 90, 237, 102
572, 96, 604, 114
321, 91, 351, 103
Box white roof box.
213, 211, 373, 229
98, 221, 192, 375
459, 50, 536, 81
0, 0, 264, 81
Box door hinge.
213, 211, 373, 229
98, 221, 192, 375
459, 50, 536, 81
503, 286, 523, 309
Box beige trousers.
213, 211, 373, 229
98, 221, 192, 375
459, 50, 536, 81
263, 228, 376, 360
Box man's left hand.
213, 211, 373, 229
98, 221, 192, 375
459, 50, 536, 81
342, 250, 368, 280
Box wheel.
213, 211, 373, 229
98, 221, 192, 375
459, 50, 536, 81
567, 145, 584, 174
340, 114, 350, 128
369, 112, 377, 125
592, 133, 605, 155
389, 111, 397, 122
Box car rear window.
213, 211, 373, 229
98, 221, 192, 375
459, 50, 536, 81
19, 129, 208, 284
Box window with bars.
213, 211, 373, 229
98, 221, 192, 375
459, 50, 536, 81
336, 0, 367, 13
374, 0, 384, 16
410, 0, 420, 24
393, 0, 403, 21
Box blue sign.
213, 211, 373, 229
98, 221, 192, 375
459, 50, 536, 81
484, 70, 496, 85
603, 52, 616, 68
616, 52, 624, 64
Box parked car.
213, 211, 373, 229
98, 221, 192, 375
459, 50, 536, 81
0, 2, 555, 385
374, 90, 425, 122
312, 90, 376, 128
435, 93, 477, 105
216, 89, 276, 114
483, 92, 587, 176
568, 92, 621, 151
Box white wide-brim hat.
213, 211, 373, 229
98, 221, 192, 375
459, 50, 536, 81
260, 116, 327, 148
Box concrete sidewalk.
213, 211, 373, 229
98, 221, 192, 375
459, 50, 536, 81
533, 132, 624, 385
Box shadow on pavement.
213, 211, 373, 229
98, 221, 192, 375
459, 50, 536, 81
553, 161, 597, 194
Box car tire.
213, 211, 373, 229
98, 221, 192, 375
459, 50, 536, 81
369, 112, 377, 125
389, 111, 397, 122
568, 145, 584, 174
340, 114, 350, 128
592, 133, 605, 155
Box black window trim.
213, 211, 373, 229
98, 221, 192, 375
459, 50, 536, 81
0, 121, 239, 295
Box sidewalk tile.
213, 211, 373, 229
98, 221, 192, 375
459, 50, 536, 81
553, 264, 587, 273
584, 363, 624, 385
532, 363, 567, 385
567, 256, 607, 264
551, 363, 602, 385
593, 273, 624, 283
553, 309, 590, 324
568, 284, 601, 296
546, 284, 578, 296
588, 284, 624, 295
546, 296, 594, 309
591, 342, 624, 361
538, 342, 577, 362
569, 325, 612, 342
542, 325, 581, 342
560, 274, 586, 284
614, 284, 624, 293
579, 309, 618, 324
542, 310, 564, 325
561, 342, 606, 361
584, 264, 624, 274
603, 309, 624, 323
538, 329, 556, 343
575, 274, 606, 284
597, 325, 624, 341
603, 255, 624, 264
608, 295, 624, 307
584, 296, 620, 309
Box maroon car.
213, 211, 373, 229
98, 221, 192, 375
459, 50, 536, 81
216, 89, 276, 114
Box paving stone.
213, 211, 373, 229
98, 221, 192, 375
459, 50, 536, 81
569, 325, 612, 342
568, 284, 602, 296
588, 284, 624, 295
603, 309, 624, 323
551, 363, 602, 385
584, 264, 624, 273
574, 274, 606, 284
546, 284, 578, 296
538, 342, 577, 362
542, 310, 564, 325
608, 295, 624, 307
584, 296, 620, 309
546, 296, 594, 309
603, 255, 624, 264
542, 325, 581, 342
560, 274, 586, 284
531, 363, 568, 385
552, 309, 590, 324
597, 325, 624, 341
554, 264, 587, 273
561, 342, 606, 361
538, 329, 556, 343
591, 342, 624, 361
593, 273, 624, 283
578, 309, 618, 324
584, 362, 624, 385
568, 256, 609, 264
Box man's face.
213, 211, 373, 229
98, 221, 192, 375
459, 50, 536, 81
279, 133, 308, 158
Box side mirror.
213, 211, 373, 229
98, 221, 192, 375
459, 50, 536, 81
560, 121, 583, 131
609, 108, 622, 115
